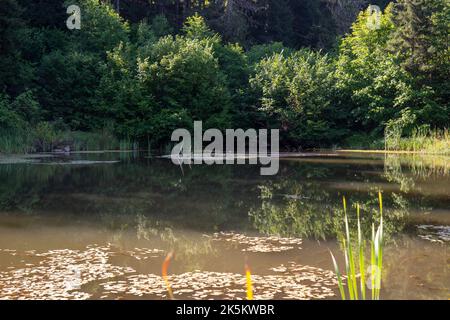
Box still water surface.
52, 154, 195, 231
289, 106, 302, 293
0, 152, 448, 300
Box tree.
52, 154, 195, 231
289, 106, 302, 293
19, 0, 67, 29
251, 50, 339, 147
150, 14, 174, 38
9, 90, 41, 125
31, 0, 134, 130
389, 0, 440, 76
325, 0, 368, 35
0, 93, 26, 131
182, 13, 215, 39
247, 42, 293, 65
207, 0, 267, 42
73, 0, 130, 54
0, 0, 35, 96
262, 0, 295, 45
96, 40, 156, 141
287, 0, 337, 49
334, 4, 419, 134
124, 16, 233, 146
139, 37, 231, 126
37, 50, 103, 130
388, 0, 449, 126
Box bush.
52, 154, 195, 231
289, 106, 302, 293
251, 49, 341, 147
0, 93, 25, 130
138, 35, 232, 129
37, 50, 103, 130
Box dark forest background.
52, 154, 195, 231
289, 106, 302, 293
0, 0, 448, 152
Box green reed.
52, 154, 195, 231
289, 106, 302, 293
330, 192, 384, 300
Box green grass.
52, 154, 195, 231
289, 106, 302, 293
0, 125, 137, 154
385, 127, 449, 155
330, 192, 384, 300
0, 129, 35, 154
340, 127, 449, 154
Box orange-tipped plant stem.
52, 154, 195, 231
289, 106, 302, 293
162, 251, 174, 300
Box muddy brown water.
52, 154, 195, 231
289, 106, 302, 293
0, 151, 448, 300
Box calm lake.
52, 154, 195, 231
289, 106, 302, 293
0, 151, 448, 300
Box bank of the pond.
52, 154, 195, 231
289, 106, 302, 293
0, 127, 137, 154
1, 127, 449, 156
337, 149, 450, 155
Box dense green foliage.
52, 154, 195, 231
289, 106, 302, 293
0, 0, 448, 152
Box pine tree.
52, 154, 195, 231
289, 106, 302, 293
208, 0, 267, 42
389, 0, 445, 78
325, 0, 368, 35
0, 0, 35, 96
388, 0, 449, 126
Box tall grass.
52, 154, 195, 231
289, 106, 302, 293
63, 130, 123, 151
0, 125, 138, 154
385, 126, 449, 154
0, 129, 35, 153
330, 192, 384, 300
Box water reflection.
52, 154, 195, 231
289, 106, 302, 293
1, 152, 449, 239
0, 152, 448, 299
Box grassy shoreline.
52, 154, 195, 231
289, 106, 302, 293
336, 149, 449, 155
0, 127, 137, 154
1, 127, 448, 155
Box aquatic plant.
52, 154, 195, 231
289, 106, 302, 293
330, 192, 384, 300
245, 263, 253, 300
162, 251, 174, 299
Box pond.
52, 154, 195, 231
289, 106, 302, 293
0, 151, 448, 300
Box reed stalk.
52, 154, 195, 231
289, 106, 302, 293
331, 192, 384, 300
